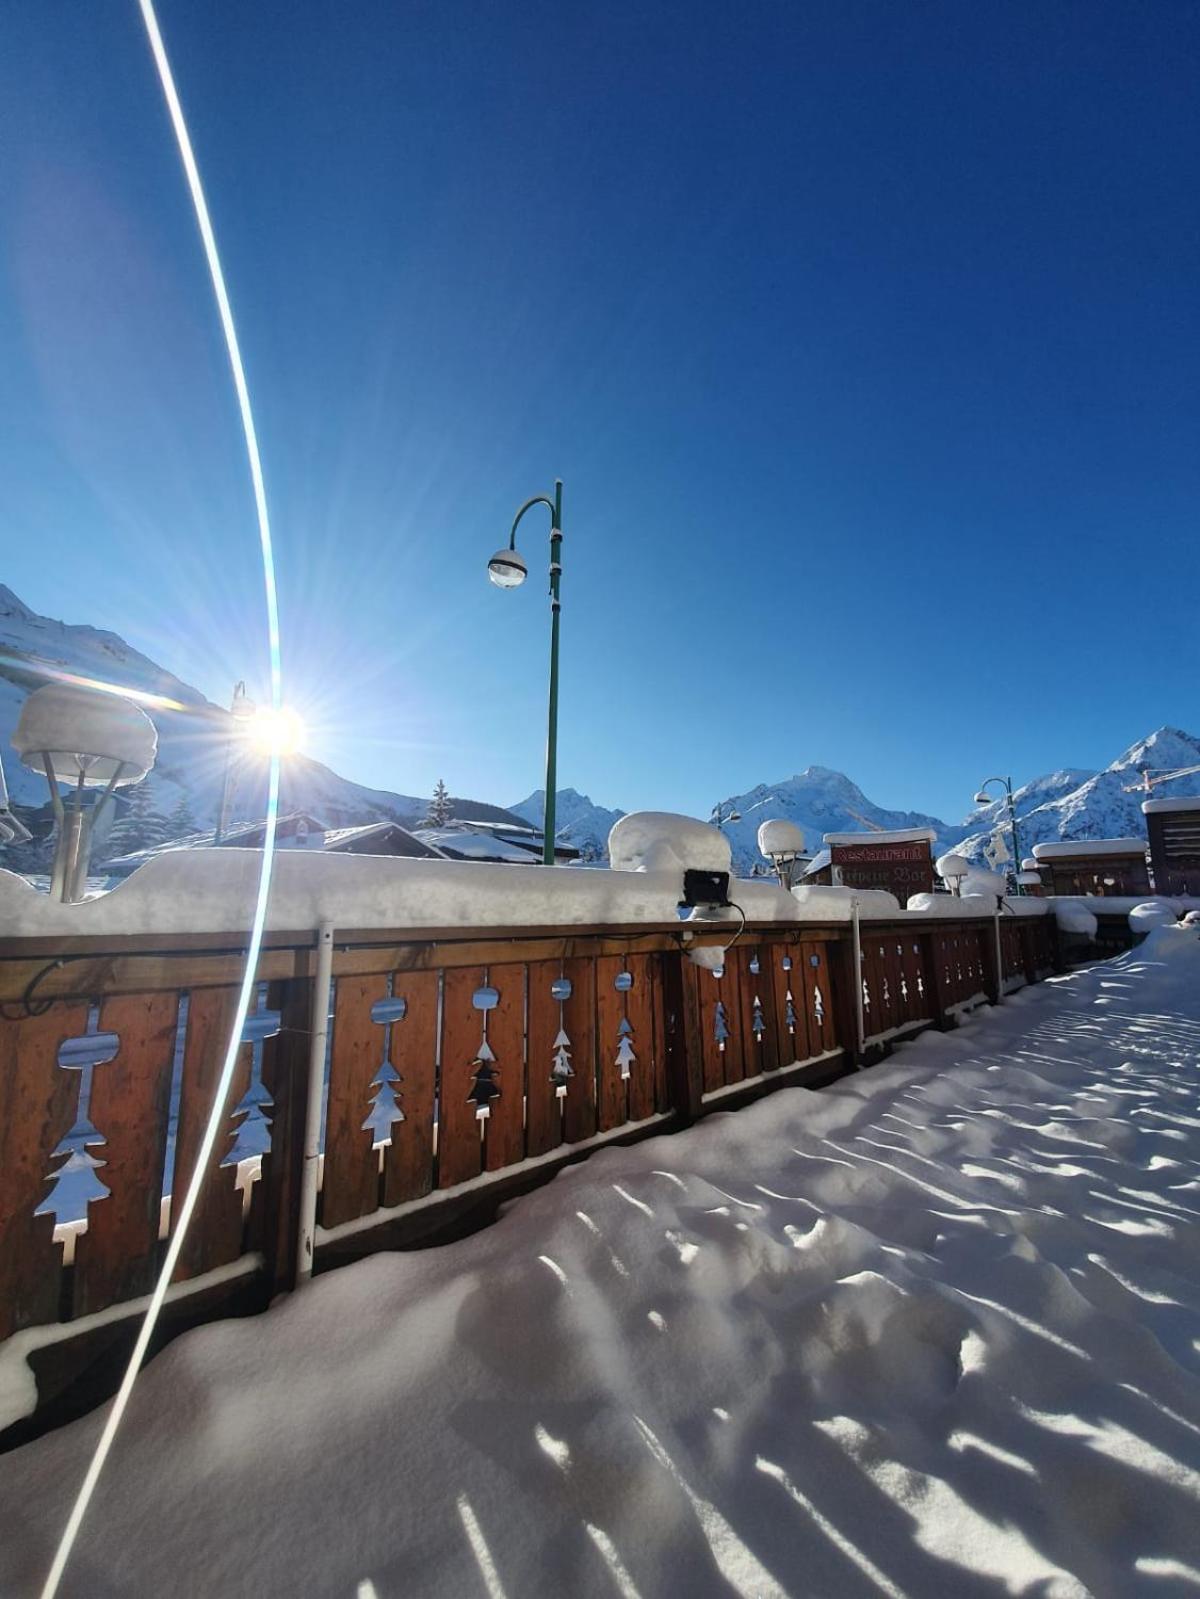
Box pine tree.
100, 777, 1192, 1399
165, 792, 197, 842
107, 779, 171, 857
426, 779, 452, 827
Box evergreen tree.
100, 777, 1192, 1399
107, 778, 171, 857
426, 778, 452, 827
165, 791, 197, 842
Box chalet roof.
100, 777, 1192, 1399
323, 822, 447, 859
1032, 838, 1147, 861
822, 827, 937, 847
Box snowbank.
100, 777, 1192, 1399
1128, 901, 1178, 934
1054, 903, 1098, 937
3, 932, 1199, 1596
0, 851, 690, 936
608, 812, 731, 874
789, 884, 902, 919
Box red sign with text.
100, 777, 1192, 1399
830, 839, 934, 902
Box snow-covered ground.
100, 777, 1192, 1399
3, 930, 1200, 1598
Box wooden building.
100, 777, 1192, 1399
805, 828, 937, 902
1030, 838, 1151, 897
1143, 796, 1200, 895
323, 822, 446, 860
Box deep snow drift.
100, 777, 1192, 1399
3, 932, 1199, 1598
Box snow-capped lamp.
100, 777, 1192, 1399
936, 852, 971, 896
13, 682, 157, 902
757, 818, 807, 889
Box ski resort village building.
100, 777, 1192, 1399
1143, 794, 1200, 895
803, 827, 937, 899
1030, 836, 1151, 897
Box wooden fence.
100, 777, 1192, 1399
0, 909, 1060, 1446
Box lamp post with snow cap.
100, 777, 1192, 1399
974, 775, 1023, 895
12, 682, 157, 901
711, 801, 741, 835
487, 479, 563, 866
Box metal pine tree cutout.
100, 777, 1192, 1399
223, 991, 279, 1167
363, 990, 408, 1147
614, 966, 636, 1080
714, 999, 730, 1052
751, 992, 766, 1042
469, 979, 501, 1120
37, 1014, 120, 1225
550, 974, 574, 1100
782, 953, 796, 1036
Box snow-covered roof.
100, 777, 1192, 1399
323, 822, 447, 859
1142, 795, 1200, 815
822, 827, 937, 847
413, 828, 538, 863
1032, 838, 1147, 860
801, 848, 831, 876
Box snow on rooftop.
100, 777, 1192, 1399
822, 827, 937, 846
2, 928, 1198, 1595
1031, 837, 1147, 860
1142, 794, 1200, 814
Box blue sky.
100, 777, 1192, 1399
1, 1, 1197, 824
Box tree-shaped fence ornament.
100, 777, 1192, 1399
363, 990, 408, 1146
550, 974, 574, 1100
614, 966, 637, 1081
751, 992, 766, 1043
222, 991, 279, 1168
782, 954, 797, 1036
469, 980, 501, 1120
811, 952, 825, 1028
37, 1018, 120, 1224
714, 999, 730, 1052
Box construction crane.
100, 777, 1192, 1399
1123, 765, 1200, 795
844, 807, 886, 832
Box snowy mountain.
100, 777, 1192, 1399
714, 767, 956, 876
0, 585, 426, 833
954, 729, 1200, 865
511, 788, 625, 861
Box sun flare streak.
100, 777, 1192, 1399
41, 5, 284, 1595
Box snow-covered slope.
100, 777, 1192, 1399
716, 767, 955, 875
0, 585, 426, 830
511, 788, 626, 861
955, 728, 1200, 864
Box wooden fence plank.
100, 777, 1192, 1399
483, 965, 526, 1173
322, 974, 389, 1230
255, 972, 314, 1295
169, 987, 252, 1281
561, 957, 598, 1144
800, 940, 835, 1057
438, 966, 487, 1188
73, 992, 178, 1318
0, 1002, 88, 1339
381, 970, 438, 1207
625, 954, 658, 1122
739, 946, 780, 1075
595, 955, 631, 1132
770, 945, 809, 1066
649, 956, 670, 1113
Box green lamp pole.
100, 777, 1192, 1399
488, 479, 563, 866
974, 774, 1023, 895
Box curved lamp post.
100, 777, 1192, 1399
487, 479, 563, 866
974, 775, 1023, 895
711, 801, 742, 834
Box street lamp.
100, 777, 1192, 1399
487, 479, 563, 866
973, 775, 1023, 895
711, 801, 742, 834
12, 682, 157, 901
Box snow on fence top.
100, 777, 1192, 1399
822, 826, 937, 846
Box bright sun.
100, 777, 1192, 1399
245, 704, 306, 757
